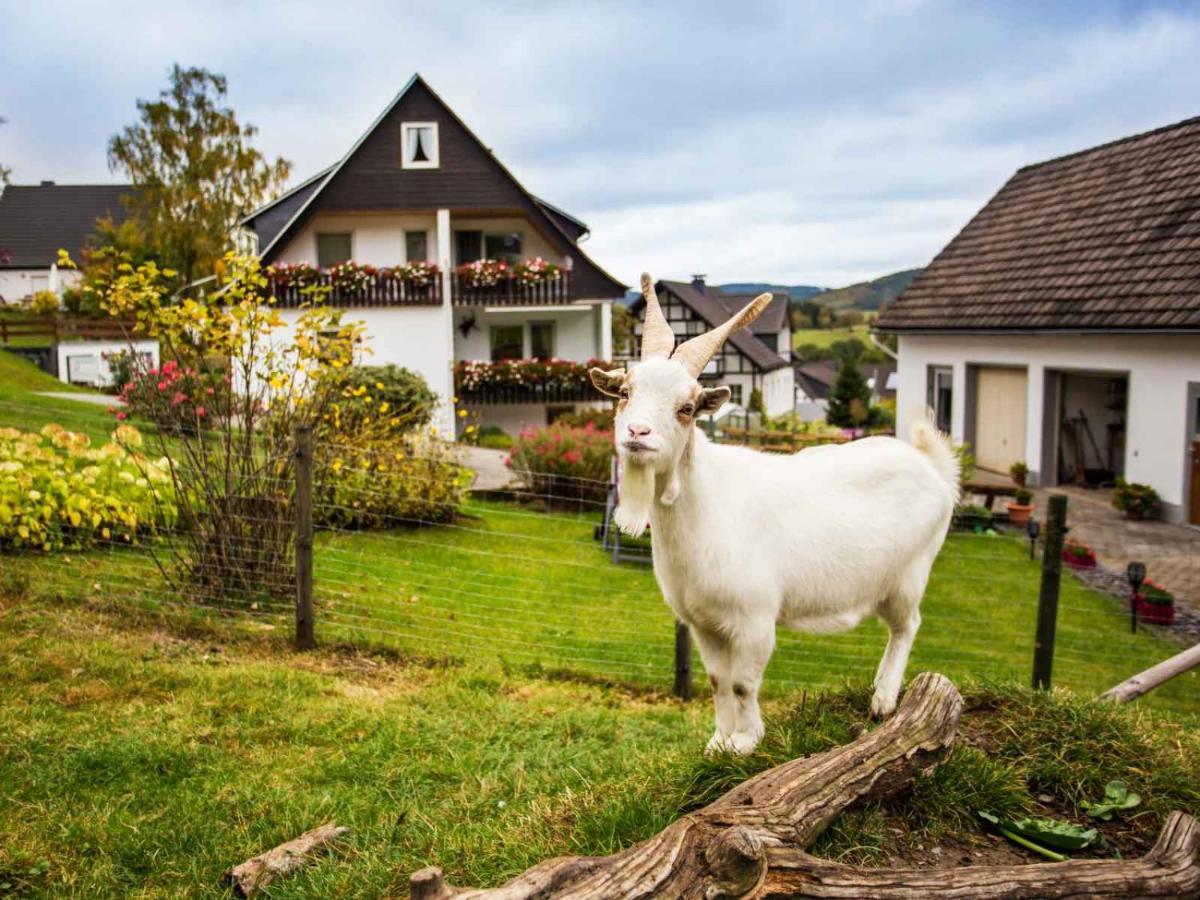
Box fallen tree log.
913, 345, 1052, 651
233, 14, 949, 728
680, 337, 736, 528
408, 672, 1200, 899
225, 823, 349, 897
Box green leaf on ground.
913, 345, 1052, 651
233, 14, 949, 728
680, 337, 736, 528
1083, 780, 1142, 820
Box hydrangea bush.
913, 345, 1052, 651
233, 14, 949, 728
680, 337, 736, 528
0, 424, 175, 552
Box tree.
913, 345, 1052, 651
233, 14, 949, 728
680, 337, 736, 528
611, 303, 636, 358
826, 354, 872, 428
108, 65, 291, 286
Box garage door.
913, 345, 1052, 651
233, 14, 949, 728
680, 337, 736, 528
974, 367, 1027, 474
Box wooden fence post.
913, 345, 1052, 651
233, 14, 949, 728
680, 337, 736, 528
294, 424, 316, 650
674, 620, 692, 701
1032, 493, 1067, 690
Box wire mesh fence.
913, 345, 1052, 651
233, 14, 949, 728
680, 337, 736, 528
2, 399, 1197, 714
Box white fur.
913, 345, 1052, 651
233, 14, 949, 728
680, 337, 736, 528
612, 357, 959, 755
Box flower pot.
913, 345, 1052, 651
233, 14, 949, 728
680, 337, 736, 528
1135, 595, 1175, 626
1005, 502, 1033, 526
1063, 551, 1096, 569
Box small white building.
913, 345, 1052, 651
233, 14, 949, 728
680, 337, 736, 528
626, 277, 796, 417
879, 116, 1200, 525
241, 74, 626, 434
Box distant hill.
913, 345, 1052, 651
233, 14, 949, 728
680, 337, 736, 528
804, 268, 922, 312
718, 282, 826, 301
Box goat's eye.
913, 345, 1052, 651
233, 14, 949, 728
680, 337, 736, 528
678, 403, 695, 417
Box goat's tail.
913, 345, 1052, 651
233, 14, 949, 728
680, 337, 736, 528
910, 416, 960, 505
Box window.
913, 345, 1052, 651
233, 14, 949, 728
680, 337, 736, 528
490, 325, 523, 361
530, 321, 555, 359
316, 232, 352, 269
727, 384, 743, 405
401, 122, 439, 169
405, 230, 428, 263
484, 232, 522, 264
928, 366, 953, 433
455, 230, 482, 264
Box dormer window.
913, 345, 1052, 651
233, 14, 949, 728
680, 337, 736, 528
402, 122, 439, 169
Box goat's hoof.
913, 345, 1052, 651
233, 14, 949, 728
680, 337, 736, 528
705, 730, 761, 757
869, 691, 898, 719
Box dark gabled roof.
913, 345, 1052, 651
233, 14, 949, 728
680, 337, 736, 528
877, 115, 1200, 333
712, 289, 788, 335
0, 183, 131, 268
630, 280, 790, 372
246, 74, 624, 298
793, 360, 836, 400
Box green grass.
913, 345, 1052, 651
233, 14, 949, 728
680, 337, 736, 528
1, 589, 1196, 896
792, 324, 873, 351
0, 349, 116, 442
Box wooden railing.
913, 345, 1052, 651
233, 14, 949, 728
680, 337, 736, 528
267, 274, 442, 308
452, 271, 572, 306
0, 316, 138, 345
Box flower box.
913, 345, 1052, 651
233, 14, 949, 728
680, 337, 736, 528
1135, 595, 1175, 626
1063, 542, 1097, 569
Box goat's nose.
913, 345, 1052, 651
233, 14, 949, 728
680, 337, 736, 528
627, 422, 651, 438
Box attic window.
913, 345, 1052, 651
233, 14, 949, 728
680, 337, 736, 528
402, 122, 439, 169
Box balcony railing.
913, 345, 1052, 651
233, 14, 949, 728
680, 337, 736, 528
267, 273, 442, 308
456, 381, 599, 405
452, 270, 572, 306
266, 270, 574, 308
454, 357, 605, 405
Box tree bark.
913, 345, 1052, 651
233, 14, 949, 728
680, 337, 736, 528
225, 823, 348, 897
1100, 642, 1200, 704
409, 672, 1200, 899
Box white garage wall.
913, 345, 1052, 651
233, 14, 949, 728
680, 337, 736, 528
896, 333, 1200, 518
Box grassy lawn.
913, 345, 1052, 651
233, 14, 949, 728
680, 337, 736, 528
0, 349, 116, 442
792, 324, 873, 350
1, 589, 1197, 897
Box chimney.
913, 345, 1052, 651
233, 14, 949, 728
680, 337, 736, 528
40, 180, 55, 187
690, 273, 707, 292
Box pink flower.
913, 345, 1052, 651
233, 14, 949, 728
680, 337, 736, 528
171, 392, 186, 406
116, 411, 128, 420
196, 406, 207, 418
563, 450, 582, 465
157, 381, 168, 391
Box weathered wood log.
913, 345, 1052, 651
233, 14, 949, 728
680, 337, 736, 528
759, 811, 1200, 897
410, 672, 1200, 899
225, 823, 348, 897
412, 671, 963, 898
1101, 642, 1200, 704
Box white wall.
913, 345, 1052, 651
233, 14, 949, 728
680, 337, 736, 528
452, 305, 602, 362
0, 267, 82, 304
56, 339, 159, 388
762, 366, 796, 417
896, 333, 1200, 519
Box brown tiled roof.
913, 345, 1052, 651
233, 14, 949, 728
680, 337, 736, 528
876, 116, 1200, 332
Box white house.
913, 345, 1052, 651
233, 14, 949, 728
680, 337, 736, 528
241, 74, 626, 434
878, 116, 1200, 526
626, 277, 796, 417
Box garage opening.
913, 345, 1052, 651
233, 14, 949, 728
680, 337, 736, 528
1056, 372, 1127, 486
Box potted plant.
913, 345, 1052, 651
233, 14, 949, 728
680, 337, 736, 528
1112, 478, 1160, 521
1006, 487, 1034, 526
1062, 540, 1097, 569
954, 504, 992, 532
1135, 579, 1175, 626
1009, 460, 1029, 487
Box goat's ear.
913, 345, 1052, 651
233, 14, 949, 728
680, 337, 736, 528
696, 386, 731, 415
589, 367, 626, 398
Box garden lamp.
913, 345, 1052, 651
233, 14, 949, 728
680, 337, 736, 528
1026, 518, 1040, 560
1127, 560, 1146, 634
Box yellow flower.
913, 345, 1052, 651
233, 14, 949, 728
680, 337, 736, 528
331, 459, 343, 472
465, 425, 476, 434
457, 409, 467, 418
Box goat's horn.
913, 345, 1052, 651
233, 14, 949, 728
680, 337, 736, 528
673, 292, 774, 378
639, 273, 675, 360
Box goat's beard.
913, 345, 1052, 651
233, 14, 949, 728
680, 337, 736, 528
614, 460, 655, 538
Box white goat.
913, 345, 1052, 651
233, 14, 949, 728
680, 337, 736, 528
590, 275, 959, 755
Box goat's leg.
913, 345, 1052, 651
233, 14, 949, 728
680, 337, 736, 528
691, 626, 736, 753
721, 617, 775, 755
871, 590, 924, 718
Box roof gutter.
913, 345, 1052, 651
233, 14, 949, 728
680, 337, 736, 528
868, 330, 897, 361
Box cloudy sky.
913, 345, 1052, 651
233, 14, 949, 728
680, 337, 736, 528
3, 1, 1199, 287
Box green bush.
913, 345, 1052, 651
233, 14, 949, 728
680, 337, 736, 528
0, 423, 176, 551
553, 407, 615, 431
332, 365, 437, 432
26, 290, 59, 316
477, 425, 513, 450
508, 422, 613, 505
1112, 478, 1160, 520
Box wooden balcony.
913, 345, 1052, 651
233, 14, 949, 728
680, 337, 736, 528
455, 381, 598, 405
451, 270, 572, 306
266, 270, 574, 308
267, 273, 442, 308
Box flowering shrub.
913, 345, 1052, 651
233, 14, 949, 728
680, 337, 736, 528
513, 257, 561, 285
1113, 479, 1160, 520
1140, 579, 1174, 606
26, 290, 60, 316
382, 261, 439, 286
328, 261, 377, 292
266, 261, 318, 288
507, 422, 613, 506
455, 358, 611, 393
456, 259, 509, 287
327, 365, 437, 432
0, 424, 175, 551
1063, 540, 1097, 568
117, 360, 229, 435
